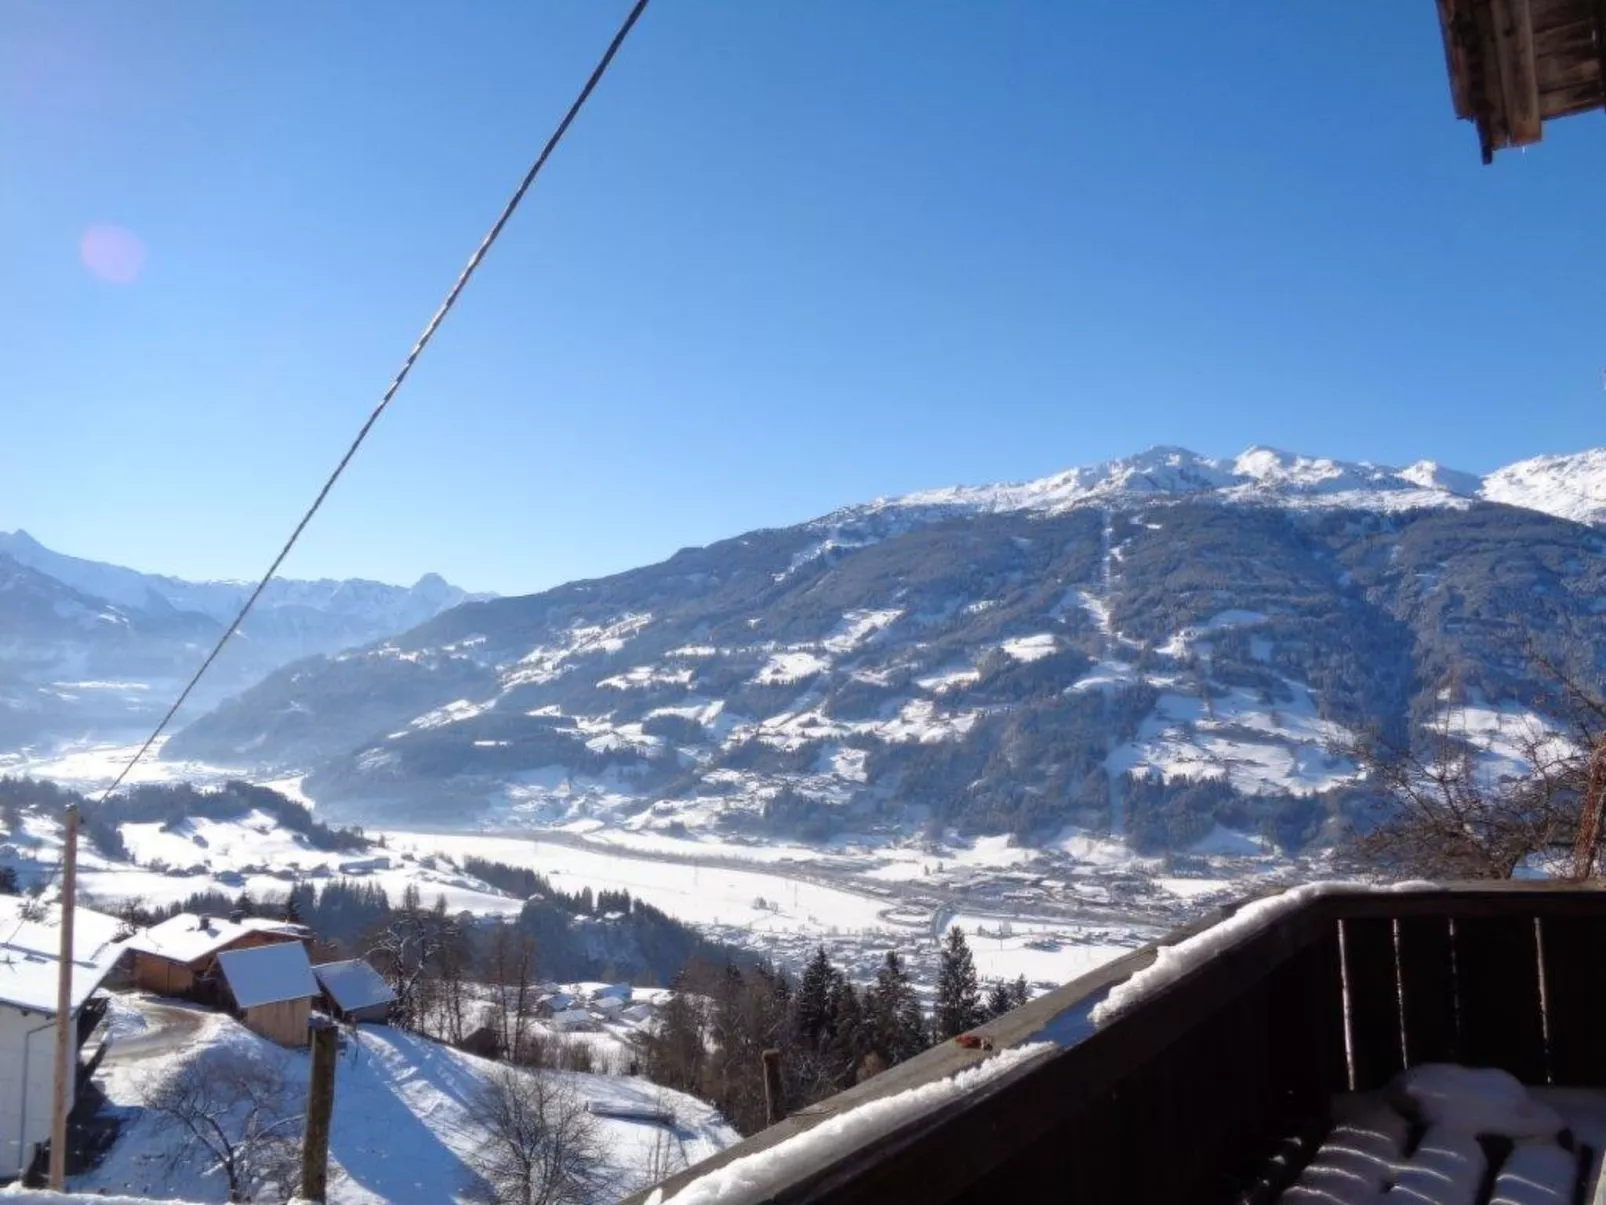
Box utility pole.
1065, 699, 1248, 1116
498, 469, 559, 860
761, 1048, 785, 1127
48, 803, 78, 1190
301, 1018, 338, 1202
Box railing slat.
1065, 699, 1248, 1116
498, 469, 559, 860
1343, 917, 1405, 1089
1454, 913, 1548, 1083
1538, 914, 1606, 1086
1275, 923, 1348, 1113
1398, 914, 1460, 1066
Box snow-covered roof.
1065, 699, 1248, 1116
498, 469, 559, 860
125, 912, 302, 965
216, 940, 318, 1009
0, 896, 125, 1014
312, 958, 396, 1012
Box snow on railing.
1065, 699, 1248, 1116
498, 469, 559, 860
645, 1043, 1054, 1205
1089, 880, 1439, 1027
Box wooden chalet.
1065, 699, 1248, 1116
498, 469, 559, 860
214, 941, 320, 1048
629, 884, 1606, 1205
124, 912, 306, 1001
1436, 0, 1606, 160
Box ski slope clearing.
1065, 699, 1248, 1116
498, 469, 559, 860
79, 996, 736, 1204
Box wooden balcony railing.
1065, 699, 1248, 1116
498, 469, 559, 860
630, 883, 1606, 1205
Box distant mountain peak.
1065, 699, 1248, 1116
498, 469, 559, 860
849, 444, 1606, 529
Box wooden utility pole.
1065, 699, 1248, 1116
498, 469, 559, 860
48, 802, 78, 1190
761, 1048, 785, 1127
301, 1018, 338, 1202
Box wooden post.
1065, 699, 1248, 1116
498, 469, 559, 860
47, 803, 78, 1190
301, 1018, 338, 1202
761, 1048, 784, 1127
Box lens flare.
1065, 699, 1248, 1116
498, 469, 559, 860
80, 224, 147, 284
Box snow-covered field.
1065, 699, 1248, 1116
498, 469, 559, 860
77, 995, 736, 1204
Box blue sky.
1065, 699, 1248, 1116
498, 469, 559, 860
4, 2, 1604, 595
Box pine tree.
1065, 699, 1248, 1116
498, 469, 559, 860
826, 977, 871, 1088
934, 926, 981, 1040
984, 980, 1014, 1020
866, 951, 926, 1064
794, 946, 838, 1050
1011, 974, 1031, 1009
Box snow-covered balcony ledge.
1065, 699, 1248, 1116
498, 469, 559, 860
630, 882, 1606, 1205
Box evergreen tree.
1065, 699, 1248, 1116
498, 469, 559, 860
984, 980, 1013, 1020
794, 945, 838, 1050
934, 926, 981, 1040
866, 951, 926, 1064
1010, 974, 1031, 1009
825, 977, 871, 1087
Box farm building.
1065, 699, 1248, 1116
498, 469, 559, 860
0, 897, 125, 1179
537, 990, 575, 1016
214, 941, 319, 1047
124, 912, 305, 1000
311, 958, 395, 1024
550, 1008, 594, 1033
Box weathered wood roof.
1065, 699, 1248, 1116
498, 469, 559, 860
1437, 0, 1606, 160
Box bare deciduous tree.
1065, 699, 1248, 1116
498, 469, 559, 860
486, 921, 537, 1061
367, 887, 461, 1030
467, 1067, 602, 1205
1348, 704, 1591, 880
140, 1051, 300, 1202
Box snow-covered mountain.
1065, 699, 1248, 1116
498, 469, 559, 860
165, 445, 1606, 854
850, 444, 1592, 522
0, 531, 483, 748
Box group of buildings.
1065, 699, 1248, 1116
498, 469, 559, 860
0, 896, 395, 1181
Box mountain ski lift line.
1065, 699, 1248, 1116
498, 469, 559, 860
89, 0, 654, 810
16, 0, 654, 912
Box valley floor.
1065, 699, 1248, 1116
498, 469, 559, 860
5, 737, 1308, 994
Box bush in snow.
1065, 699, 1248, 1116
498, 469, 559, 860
466, 1067, 603, 1205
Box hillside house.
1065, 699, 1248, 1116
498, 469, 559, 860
550, 1008, 594, 1033
0, 897, 125, 1180
124, 912, 305, 1001
214, 941, 319, 1047
537, 991, 576, 1017
311, 958, 395, 1024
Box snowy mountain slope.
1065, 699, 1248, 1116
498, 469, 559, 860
1481, 448, 1606, 527
77, 999, 737, 1203
163, 444, 1606, 856
0, 531, 483, 748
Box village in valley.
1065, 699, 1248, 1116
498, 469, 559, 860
0, 884, 726, 1202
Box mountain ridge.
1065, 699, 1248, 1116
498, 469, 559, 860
845, 444, 1606, 525
162, 443, 1606, 855
0, 531, 486, 748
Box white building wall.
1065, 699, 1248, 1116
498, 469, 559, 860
0, 1005, 76, 1180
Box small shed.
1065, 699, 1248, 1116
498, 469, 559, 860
215, 941, 319, 1047
125, 913, 305, 1000
312, 959, 396, 1024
